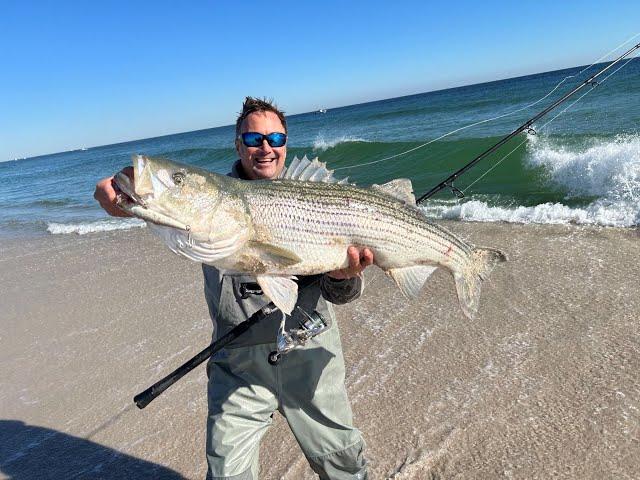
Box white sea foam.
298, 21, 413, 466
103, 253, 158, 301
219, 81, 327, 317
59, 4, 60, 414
47, 218, 145, 235
312, 134, 369, 151
528, 134, 640, 201
422, 199, 638, 227
424, 135, 640, 227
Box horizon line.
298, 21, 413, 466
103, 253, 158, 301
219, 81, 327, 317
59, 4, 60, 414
5, 57, 636, 163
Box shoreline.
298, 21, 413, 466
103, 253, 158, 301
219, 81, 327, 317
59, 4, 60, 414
1, 221, 638, 479
1, 216, 637, 244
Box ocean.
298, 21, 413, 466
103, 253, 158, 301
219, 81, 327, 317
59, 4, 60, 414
1, 58, 639, 239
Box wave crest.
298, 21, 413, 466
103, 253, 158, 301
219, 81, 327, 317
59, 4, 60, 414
312, 135, 369, 152
528, 134, 640, 202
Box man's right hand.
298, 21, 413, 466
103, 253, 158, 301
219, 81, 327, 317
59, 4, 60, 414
93, 166, 134, 217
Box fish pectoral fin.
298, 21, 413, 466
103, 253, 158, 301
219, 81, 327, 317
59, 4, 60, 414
249, 242, 302, 267
387, 265, 437, 298
373, 178, 416, 205
256, 275, 298, 315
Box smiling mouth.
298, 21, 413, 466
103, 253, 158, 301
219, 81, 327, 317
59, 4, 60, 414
255, 158, 275, 164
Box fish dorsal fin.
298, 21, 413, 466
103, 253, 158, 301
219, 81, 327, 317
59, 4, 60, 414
282, 155, 350, 184
372, 178, 416, 205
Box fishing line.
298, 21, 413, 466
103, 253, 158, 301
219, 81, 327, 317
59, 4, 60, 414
333, 32, 640, 174
461, 53, 638, 193
332, 83, 565, 172
85, 403, 135, 440
464, 80, 613, 193
596, 54, 636, 83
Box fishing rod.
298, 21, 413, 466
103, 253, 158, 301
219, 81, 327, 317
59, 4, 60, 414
134, 301, 279, 409
133, 275, 322, 409
416, 41, 640, 203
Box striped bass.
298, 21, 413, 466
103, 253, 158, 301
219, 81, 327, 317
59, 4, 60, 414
115, 154, 507, 318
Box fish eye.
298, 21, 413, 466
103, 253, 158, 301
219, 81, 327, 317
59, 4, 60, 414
172, 172, 186, 185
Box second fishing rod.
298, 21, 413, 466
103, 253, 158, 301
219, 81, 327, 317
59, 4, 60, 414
417, 41, 640, 203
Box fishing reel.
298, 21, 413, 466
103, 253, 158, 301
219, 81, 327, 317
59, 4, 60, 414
268, 307, 331, 365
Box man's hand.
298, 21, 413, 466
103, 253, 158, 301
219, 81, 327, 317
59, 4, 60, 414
93, 166, 134, 217
327, 246, 374, 280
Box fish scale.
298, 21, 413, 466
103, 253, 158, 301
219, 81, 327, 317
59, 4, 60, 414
243, 180, 470, 272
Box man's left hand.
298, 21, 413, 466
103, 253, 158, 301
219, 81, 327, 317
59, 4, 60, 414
327, 246, 374, 280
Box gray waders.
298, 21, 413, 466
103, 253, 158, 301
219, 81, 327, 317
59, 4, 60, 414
204, 277, 367, 479
205, 322, 366, 479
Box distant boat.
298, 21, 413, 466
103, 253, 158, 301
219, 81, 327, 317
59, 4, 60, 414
318, 108, 327, 114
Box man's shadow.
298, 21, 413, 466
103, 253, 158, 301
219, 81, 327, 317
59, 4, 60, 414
0, 420, 184, 479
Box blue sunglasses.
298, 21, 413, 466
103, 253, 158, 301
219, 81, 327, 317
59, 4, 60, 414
238, 132, 287, 147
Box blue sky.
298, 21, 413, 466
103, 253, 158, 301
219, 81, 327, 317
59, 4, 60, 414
1, 0, 638, 161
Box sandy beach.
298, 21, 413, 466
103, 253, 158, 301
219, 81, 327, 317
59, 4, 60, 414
1, 221, 638, 479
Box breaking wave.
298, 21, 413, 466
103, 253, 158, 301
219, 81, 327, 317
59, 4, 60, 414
528, 133, 640, 202
47, 218, 145, 235
312, 135, 370, 152
423, 134, 640, 227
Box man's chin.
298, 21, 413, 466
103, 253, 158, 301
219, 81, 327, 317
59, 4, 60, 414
252, 162, 280, 180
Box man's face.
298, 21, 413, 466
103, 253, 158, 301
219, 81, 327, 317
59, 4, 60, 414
236, 111, 287, 180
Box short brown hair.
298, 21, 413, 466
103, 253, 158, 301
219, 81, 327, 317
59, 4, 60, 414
235, 97, 287, 137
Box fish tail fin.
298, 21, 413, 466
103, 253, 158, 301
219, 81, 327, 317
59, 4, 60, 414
453, 247, 507, 319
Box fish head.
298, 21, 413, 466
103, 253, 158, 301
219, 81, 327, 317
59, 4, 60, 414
117, 155, 226, 238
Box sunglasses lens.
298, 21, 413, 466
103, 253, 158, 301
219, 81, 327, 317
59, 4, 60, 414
241, 132, 263, 147
241, 132, 286, 147
266, 133, 287, 147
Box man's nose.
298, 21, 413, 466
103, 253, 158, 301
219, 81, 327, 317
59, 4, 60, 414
259, 139, 273, 152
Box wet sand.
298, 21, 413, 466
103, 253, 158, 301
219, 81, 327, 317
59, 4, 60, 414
1, 222, 638, 479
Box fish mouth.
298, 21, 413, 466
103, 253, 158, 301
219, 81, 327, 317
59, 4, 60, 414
113, 155, 190, 231
113, 170, 147, 208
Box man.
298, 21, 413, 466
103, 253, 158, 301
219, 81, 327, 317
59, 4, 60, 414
94, 97, 371, 479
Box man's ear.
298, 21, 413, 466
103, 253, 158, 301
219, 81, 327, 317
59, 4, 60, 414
235, 138, 242, 156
